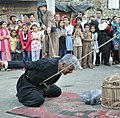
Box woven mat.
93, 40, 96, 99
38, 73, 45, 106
6, 92, 120, 118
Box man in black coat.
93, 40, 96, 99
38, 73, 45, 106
0, 54, 79, 107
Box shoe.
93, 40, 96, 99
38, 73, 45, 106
89, 65, 94, 69
104, 63, 111, 66
79, 66, 83, 70
112, 61, 115, 65
117, 64, 120, 68
115, 61, 119, 64
0, 61, 3, 69
96, 63, 99, 66
82, 66, 87, 69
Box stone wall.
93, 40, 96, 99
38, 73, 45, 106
84, 0, 120, 19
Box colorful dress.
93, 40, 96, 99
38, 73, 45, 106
31, 31, 43, 61
0, 29, 11, 61
10, 36, 17, 60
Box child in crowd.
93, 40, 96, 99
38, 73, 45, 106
76, 17, 82, 28
16, 20, 23, 35
19, 24, 31, 61
0, 21, 11, 61
82, 23, 93, 69
7, 22, 13, 32
63, 16, 74, 54
90, 25, 99, 66
58, 20, 67, 58
31, 24, 43, 61
10, 29, 18, 60
73, 24, 83, 69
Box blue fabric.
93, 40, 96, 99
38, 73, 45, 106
0, 52, 1, 60
66, 36, 73, 51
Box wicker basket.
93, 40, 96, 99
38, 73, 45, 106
102, 75, 120, 109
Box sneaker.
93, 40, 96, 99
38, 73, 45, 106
79, 66, 83, 70
117, 64, 120, 68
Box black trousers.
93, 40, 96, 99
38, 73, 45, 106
96, 43, 111, 65
16, 74, 61, 107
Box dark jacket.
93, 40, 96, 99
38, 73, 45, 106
8, 58, 61, 85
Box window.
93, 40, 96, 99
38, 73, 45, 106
108, 0, 120, 9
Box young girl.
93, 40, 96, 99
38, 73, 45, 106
90, 25, 99, 66
19, 24, 31, 61
31, 24, 43, 61
58, 20, 67, 58
10, 29, 18, 60
16, 20, 23, 35
73, 24, 83, 69
0, 21, 11, 61
63, 16, 74, 54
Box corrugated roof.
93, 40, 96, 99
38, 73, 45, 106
55, 1, 93, 12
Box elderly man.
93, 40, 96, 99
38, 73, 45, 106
0, 54, 79, 107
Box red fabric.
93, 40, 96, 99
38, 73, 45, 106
19, 31, 31, 52
0, 29, 11, 52
106, 25, 112, 33
72, 19, 76, 26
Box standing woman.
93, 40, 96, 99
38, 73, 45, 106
19, 24, 31, 61
0, 21, 11, 61
63, 16, 74, 54
58, 20, 67, 58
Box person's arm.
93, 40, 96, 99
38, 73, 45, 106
0, 60, 41, 70
0, 58, 53, 71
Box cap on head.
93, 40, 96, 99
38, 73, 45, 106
37, 0, 47, 8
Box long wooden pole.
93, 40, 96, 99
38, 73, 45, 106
39, 34, 120, 85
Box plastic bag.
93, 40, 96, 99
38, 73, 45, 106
80, 89, 101, 105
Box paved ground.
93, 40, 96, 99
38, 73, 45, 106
0, 64, 120, 118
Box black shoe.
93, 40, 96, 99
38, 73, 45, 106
104, 63, 111, 66
96, 64, 99, 66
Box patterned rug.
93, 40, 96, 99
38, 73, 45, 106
6, 92, 120, 118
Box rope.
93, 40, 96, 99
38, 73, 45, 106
39, 33, 120, 85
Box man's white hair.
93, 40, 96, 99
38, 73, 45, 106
59, 54, 80, 69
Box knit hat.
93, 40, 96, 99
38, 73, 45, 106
37, 0, 47, 8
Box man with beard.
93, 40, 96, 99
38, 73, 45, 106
10, 15, 17, 29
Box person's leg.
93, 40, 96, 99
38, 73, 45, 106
36, 49, 40, 61
63, 50, 67, 57
22, 52, 26, 61
27, 52, 31, 61
59, 50, 62, 58
74, 46, 77, 58
17, 89, 45, 107
31, 51, 36, 61
0, 52, 1, 60
44, 84, 61, 97
16, 75, 45, 107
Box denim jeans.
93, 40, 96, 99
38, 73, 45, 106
22, 51, 31, 61
59, 50, 67, 58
